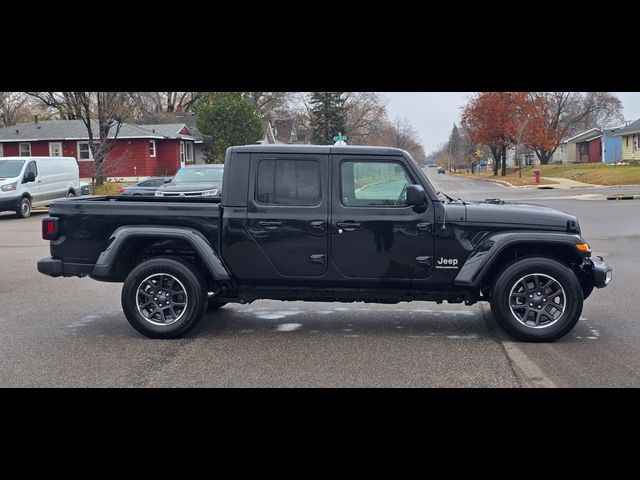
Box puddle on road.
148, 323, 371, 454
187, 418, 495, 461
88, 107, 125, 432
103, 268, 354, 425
275, 323, 303, 332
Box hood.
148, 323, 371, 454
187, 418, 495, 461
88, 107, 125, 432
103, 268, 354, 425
463, 201, 579, 232
158, 182, 221, 193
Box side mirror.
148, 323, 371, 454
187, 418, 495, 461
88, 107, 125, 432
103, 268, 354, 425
406, 184, 426, 207
165, 178, 172, 183
24, 172, 36, 183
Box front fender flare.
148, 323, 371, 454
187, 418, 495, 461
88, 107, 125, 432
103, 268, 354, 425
454, 231, 586, 288
91, 225, 231, 281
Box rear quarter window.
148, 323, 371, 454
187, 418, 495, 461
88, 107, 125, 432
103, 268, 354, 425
256, 159, 321, 206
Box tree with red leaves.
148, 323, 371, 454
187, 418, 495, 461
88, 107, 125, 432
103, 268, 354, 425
461, 92, 530, 176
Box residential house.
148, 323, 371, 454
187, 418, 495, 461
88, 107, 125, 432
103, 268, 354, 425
613, 119, 640, 163
0, 119, 198, 179
259, 119, 310, 145
552, 126, 624, 164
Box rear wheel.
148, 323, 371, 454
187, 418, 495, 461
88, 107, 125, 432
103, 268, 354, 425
489, 257, 583, 342
121, 256, 207, 339
66, 191, 75, 198
15, 197, 31, 218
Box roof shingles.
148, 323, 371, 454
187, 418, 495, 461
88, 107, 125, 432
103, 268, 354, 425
0, 119, 195, 142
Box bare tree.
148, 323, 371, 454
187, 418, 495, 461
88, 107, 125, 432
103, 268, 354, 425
0, 92, 32, 126
343, 92, 387, 144
528, 92, 624, 164
27, 92, 140, 185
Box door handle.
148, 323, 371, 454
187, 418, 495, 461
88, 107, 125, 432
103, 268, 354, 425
310, 220, 325, 230
336, 222, 361, 232
258, 220, 282, 230
417, 222, 432, 233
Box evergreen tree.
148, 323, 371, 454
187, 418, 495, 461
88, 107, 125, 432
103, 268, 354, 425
309, 92, 346, 144
194, 92, 263, 163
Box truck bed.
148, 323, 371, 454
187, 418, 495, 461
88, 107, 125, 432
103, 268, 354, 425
48, 196, 221, 266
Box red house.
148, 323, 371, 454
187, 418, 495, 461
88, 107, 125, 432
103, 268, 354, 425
573, 128, 602, 163
0, 119, 200, 179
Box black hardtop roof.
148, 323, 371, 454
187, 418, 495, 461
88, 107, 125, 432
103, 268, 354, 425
230, 144, 410, 156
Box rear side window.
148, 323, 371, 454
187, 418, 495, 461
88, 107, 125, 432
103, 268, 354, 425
256, 159, 321, 206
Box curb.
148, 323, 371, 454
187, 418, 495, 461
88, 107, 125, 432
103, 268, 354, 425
606, 194, 640, 201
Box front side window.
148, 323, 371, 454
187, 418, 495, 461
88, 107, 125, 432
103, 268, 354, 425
25, 161, 38, 179
340, 161, 413, 207
19, 143, 31, 156
78, 142, 93, 161
256, 159, 321, 206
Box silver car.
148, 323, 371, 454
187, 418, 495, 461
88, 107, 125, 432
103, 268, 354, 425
155, 165, 223, 198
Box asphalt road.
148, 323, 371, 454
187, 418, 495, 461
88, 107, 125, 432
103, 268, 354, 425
1, 171, 638, 387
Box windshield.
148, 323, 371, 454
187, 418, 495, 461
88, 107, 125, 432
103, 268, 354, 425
0, 160, 25, 178
172, 167, 223, 183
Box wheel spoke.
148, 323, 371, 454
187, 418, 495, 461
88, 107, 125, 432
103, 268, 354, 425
136, 273, 189, 326
509, 272, 566, 329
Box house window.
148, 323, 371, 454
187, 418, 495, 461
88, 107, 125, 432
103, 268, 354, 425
49, 142, 63, 157
19, 143, 31, 156
0, 144, 3, 157
627, 136, 629, 148
149, 140, 156, 157
579, 143, 588, 155
179, 141, 185, 165
185, 142, 193, 164
77, 141, 93, 161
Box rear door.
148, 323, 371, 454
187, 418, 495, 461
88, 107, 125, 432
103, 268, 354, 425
246, 153, 329, 277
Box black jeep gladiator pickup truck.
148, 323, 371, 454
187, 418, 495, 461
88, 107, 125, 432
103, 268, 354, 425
37, 145, 612, 341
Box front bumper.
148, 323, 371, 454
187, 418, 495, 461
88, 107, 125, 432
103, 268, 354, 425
583, 256, 612, 288
37, 257, 94, 278
0, 195, 21, 212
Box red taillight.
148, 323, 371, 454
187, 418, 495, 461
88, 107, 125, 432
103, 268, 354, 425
42, 217, 59, 240
119, 187, 126, 194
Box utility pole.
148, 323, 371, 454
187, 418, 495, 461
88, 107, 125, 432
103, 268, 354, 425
447, 138, 452, 172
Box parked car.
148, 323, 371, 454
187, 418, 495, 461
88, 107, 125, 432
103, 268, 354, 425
80, 181, 92, 196
155, 165, 223, 198
437, 166, 446, 174
38, 145, 611, 342
120, 177, 172, 196
0, 156, 79, 218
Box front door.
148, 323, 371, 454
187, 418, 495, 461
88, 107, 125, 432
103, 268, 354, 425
331, 156, 434, 282
246, 153, 329, 277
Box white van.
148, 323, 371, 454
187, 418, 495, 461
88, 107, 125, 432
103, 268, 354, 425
0, 156, 80, 218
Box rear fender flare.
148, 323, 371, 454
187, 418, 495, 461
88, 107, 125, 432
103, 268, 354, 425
92, 225, 230, 281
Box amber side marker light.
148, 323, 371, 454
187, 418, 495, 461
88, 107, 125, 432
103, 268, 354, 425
576, 243, 590, 252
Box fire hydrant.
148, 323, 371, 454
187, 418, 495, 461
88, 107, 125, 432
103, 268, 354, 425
534, 169, 541, 184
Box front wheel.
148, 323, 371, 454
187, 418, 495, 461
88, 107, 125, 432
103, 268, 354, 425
16, 197, 31, 218
121, 256, 207, 339
489, 257, 583, 342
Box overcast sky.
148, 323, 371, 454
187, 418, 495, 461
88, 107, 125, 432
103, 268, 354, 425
384, 92, 640, 154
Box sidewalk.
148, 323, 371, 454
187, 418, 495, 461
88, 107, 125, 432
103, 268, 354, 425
532, 177, 598, 189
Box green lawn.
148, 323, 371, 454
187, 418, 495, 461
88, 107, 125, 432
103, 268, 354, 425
457, 163, 640, 186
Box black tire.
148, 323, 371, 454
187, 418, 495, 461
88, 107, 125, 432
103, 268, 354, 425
121, 256, 207, 339
207, 299, 227, 311
15, 197, 31, 218
489, 257, 583, 342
